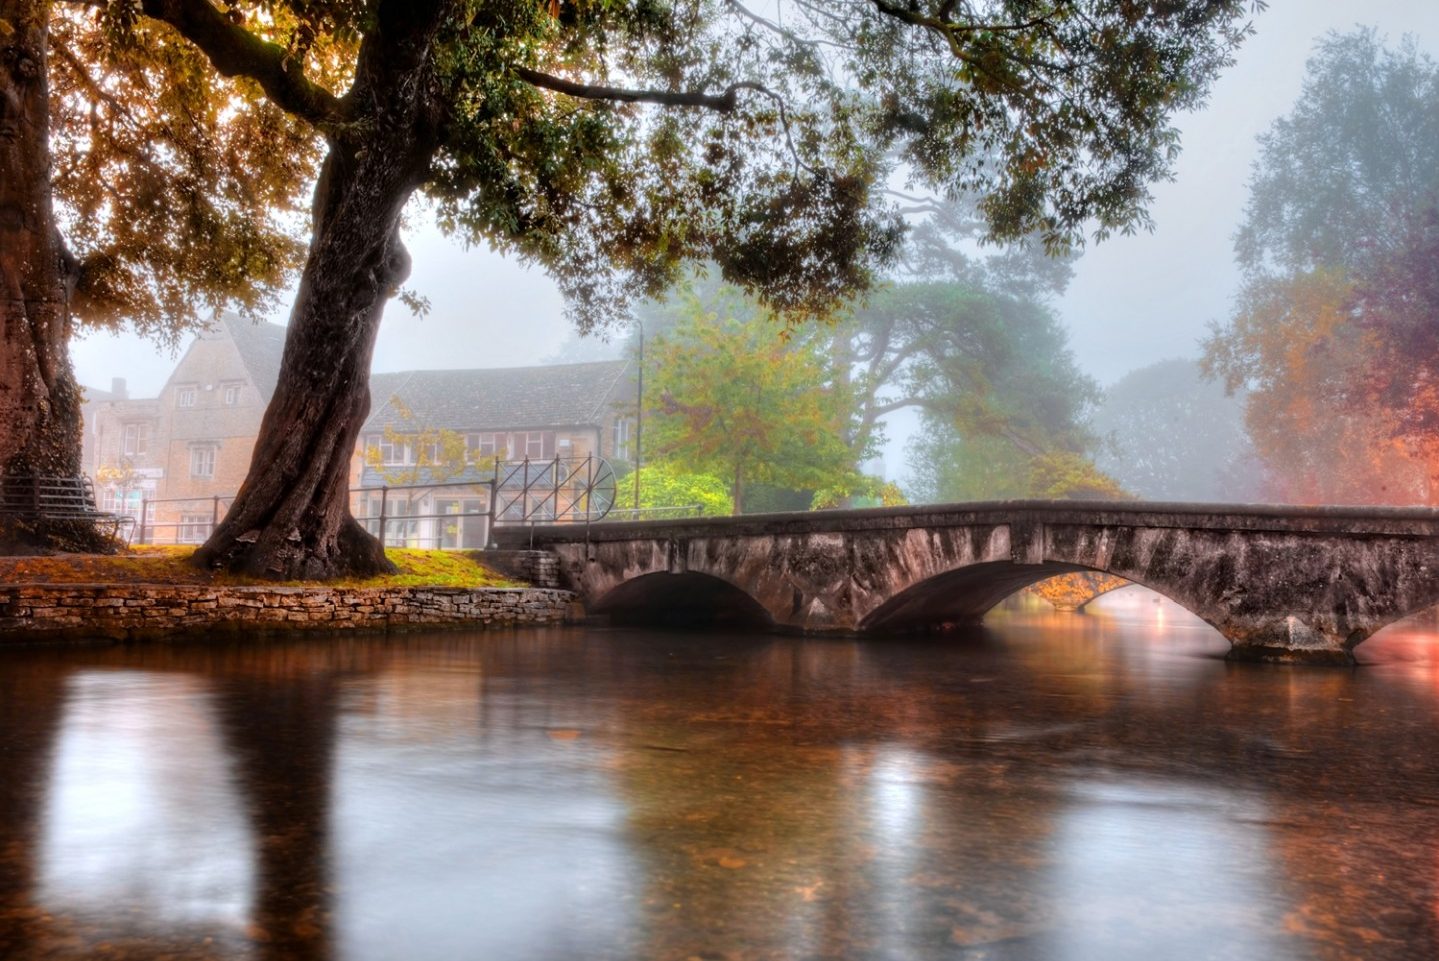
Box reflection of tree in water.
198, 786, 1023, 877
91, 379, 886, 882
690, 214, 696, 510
0, 641, 379, 961
0, 657, 66, 958
210, 670, 341, 961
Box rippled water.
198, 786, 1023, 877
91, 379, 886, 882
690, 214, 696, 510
4, 591, 1439, 960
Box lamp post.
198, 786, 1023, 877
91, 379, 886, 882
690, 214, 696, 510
633, 316, 644, 512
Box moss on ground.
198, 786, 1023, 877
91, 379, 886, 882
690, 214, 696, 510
0, 546, 520, 589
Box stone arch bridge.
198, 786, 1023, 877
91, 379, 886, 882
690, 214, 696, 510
493, 501, 1439, 664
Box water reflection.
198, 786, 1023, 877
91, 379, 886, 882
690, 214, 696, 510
40, 673, 253, 940
1, 600, 1439, 959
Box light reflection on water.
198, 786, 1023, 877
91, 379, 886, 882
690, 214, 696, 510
2, 592, 1439, 960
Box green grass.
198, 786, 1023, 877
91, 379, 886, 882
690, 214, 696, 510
0, 546, 520, 589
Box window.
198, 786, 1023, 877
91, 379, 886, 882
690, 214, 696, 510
189, 445, 217, 479
516, 431, 554, 460
377, 436, 413, 466
122, 422, 150, 457
439, 498, 488, 549
222, 382, 243, 406
613, 417, 635, 461
466, 433, 500, 459
175, 385, 197, 408
179, 514, 210, 544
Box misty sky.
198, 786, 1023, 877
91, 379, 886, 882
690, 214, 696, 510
69, 1, 1439, 477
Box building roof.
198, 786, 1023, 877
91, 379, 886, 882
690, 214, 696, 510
364, 360, 633, 433
221, 313, 288, 402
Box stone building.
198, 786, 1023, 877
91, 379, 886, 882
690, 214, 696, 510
357, 363, 637, 547
83, 314, 636, 546
83, 314, 282, 542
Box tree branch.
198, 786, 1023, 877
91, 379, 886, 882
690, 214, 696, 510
139, 0, 343, 127
517, 67, 816, 173
515, 66, 745, 112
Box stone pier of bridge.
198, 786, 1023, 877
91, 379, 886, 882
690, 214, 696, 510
495, 501, 1439, 665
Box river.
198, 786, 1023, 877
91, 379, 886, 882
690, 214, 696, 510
3, 590, 1439, 960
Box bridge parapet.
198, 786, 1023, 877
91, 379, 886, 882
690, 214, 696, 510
495, 501, 1439, 664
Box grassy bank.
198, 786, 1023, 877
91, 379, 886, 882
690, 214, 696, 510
0, 546, 519, 589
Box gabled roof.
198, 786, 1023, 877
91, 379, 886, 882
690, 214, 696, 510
364, 360, 633, 433
221, 313, 288, 402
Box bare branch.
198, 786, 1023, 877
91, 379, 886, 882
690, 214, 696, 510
517, 67, 817, 174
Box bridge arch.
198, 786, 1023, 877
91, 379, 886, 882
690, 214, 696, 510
590, 572, 774, 630
858, 560, 1205, 635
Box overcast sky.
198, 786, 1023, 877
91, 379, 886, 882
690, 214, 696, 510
69, 1, 1439, 476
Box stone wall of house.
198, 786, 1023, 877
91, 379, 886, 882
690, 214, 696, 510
0, 584, 577, 643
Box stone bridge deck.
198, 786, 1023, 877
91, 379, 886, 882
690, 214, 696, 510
494, 500, 1439, 664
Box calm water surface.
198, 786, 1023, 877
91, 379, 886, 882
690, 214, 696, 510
4, 592, 1439, 960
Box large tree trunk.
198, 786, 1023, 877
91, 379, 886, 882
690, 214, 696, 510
0, 2, 99, 553
193, 1, 446, 579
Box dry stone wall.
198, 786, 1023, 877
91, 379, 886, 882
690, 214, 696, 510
0, 584, 576, 643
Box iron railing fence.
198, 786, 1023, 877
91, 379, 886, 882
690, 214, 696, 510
127, 455, 629, 548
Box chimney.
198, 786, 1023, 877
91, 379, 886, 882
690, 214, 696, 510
110, 377, 127, 399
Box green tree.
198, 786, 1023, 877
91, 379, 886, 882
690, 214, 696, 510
54, 0, 1255, 576
907, 425, 1125, 503
894, 274, 1112, 504
0, 2, 315, 549
838, 281, 1097, 464
1234, 30, 1439, 279
622, 461, 733, 517
646, 292, 857, 514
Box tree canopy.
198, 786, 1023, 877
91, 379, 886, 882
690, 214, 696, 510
45, 3, 323, 336
107, 0, 1260, 326
8, 0, 1260, 573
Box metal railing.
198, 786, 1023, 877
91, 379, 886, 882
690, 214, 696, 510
127, 455, 624, 549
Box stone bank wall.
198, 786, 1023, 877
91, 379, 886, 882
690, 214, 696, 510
0, 584, 576, 643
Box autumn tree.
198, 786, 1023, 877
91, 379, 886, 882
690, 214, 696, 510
1204, 29, 1439, 504
1350, 206, 1439, 496
0, 3, 318, 549
1204, 270, 1423, 504
646, 292, 856, 514
83, 0, 1259, 577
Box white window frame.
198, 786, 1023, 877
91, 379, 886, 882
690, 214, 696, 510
222, 382, 243, 406
175, 385, 197, 408
189, 445, 217, 479
378, 437, 414, 466
467, 432, 500, 459
179, 513, 210, 544
519, 431, 550, 460
122, 422, 150, 457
